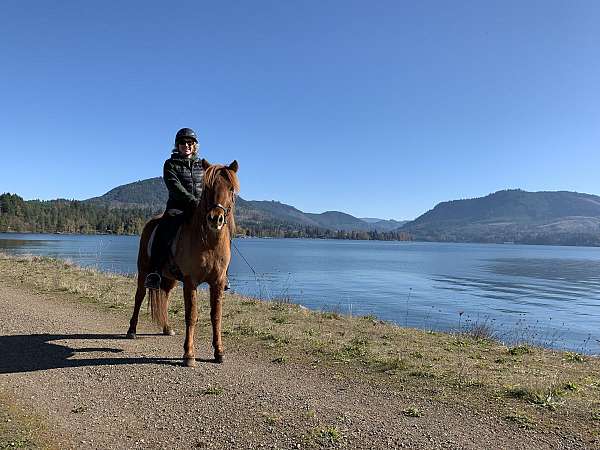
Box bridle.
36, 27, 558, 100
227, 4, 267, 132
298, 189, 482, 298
207, 190, 235, 225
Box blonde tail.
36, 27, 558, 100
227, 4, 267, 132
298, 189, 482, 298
148, 288, 168, 329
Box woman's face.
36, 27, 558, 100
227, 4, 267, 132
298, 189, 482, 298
177, 140, 196, 158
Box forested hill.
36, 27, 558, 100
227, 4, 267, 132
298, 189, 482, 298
400, 189, 600, 246
86, 177, 166, 209
0, 193, 151, 235
0, 177, 408, 240
85, 177, 408, 235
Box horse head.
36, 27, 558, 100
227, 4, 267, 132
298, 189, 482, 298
200, 159, 239, 233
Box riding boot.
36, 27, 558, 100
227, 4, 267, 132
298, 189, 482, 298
144, 272, 161, 290
145, 219, 170, 289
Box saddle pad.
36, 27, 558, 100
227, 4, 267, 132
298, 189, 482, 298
147, 224, 182, 259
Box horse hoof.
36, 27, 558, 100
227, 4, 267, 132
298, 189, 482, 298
214, 354, 224, 364
183, 358, 197, 368
163, 328, 176, 336
126, 332, 136, 339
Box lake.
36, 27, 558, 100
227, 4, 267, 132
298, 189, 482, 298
1, 233, 599, 354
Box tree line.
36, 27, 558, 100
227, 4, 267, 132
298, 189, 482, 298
237, 223, 411, 241
0, 193, 152, 235
0, 193, 412, 241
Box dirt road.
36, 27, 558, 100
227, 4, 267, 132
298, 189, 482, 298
0, 283, 592, 449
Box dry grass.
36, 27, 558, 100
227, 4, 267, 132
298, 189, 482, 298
1, 253, 600, 440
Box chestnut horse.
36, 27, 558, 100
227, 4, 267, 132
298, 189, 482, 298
126, 159, 239, 367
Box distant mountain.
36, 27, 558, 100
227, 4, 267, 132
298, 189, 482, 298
362, 218, 409, 232
235, 199, 321, 227
307, 212, 409, 232
86, 177, 166, 209
84, 177, 404, 233
306, 211, 371, 231
400, 189, 600, 246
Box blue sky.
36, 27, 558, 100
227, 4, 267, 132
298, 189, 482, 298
1, 1, 599, 220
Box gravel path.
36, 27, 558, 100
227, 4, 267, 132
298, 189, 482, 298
0, 284, 590, 449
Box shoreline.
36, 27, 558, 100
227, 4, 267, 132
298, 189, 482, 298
0, 247, 598, 356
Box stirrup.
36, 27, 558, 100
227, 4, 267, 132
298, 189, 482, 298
224, 278, 231, 291
145, 272, 161, 290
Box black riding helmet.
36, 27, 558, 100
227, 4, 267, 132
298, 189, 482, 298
175, 127, 198, 144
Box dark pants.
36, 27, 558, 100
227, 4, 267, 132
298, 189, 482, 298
149, 209, 185, 273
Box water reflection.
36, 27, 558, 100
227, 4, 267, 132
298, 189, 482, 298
0, 238, 53, 248
433, 257, 600, 307
486, 257, 600, 282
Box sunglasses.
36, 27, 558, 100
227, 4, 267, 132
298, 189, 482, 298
179, 140, 196, 146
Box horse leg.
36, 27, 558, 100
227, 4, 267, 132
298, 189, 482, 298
182, 279, 198, 367
126, 272, 147, 339
161, 278, 178, 336
209, 282, 225, 363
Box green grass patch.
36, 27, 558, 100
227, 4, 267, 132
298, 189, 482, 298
402, 406, 422, 417
320, 312, 341, 320
372, 356, 409, 374
200, 386, 224, 396
563, 382, 578, 392
271, 315, 291, 325
263, 414, 279, 426
506, 384, 565, 409
508, 345, 531, 356
409, 370, 436, 379
564, 352, 587, 363
269, 302, 289, 312
505, 411, 535, 429
315, 426, 342, 444
334, 338, 370, 361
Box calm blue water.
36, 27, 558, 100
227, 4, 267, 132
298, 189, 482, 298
1, 233, 599, 354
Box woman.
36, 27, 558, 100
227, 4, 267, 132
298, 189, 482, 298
145, 127, 204, 289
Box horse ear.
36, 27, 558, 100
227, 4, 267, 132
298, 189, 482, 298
201, 158, 210, 170
228, 160, 239, 173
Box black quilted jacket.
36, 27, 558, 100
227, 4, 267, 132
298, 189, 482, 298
163, 152, 204, 211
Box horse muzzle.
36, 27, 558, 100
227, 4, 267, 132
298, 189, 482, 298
207, 210, 226, 231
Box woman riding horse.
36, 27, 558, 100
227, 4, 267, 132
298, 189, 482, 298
145, 127, 229, 290
128, 157, 239, 366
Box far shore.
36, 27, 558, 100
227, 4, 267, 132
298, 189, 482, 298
4, 230, 600, 249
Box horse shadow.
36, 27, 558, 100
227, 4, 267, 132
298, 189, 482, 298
0, 333, 217, 374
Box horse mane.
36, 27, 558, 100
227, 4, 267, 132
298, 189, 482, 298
203, 164, 240, 193
199, 164, 239, 236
